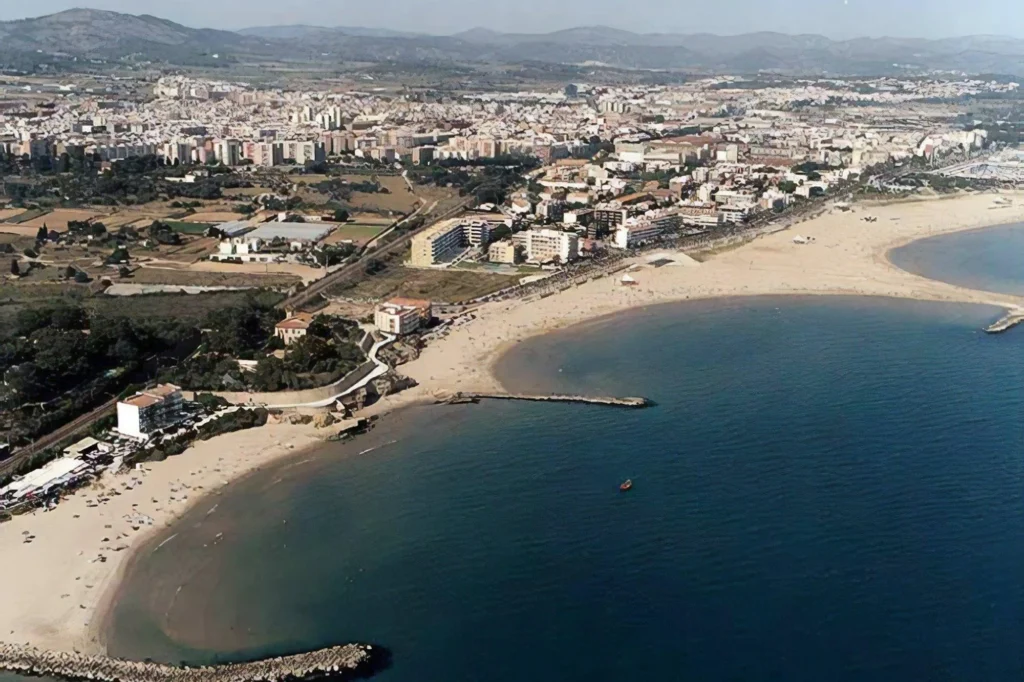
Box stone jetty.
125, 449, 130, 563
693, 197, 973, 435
0, 642, 384, 682
440, 392, 652, 408
984, 309, 1024, 334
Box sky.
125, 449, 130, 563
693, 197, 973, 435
0, 0, 1019, 39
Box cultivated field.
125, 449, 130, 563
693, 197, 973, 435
185, 260, 322, 284
182, 211, 243, 223
0, 209, 26, 222
223, 187, 269, 197
323, 225, 386, 246
129, 265, 300, 288
17, 209, 108, 230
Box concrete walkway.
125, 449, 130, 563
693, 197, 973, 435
267, 333, 396, 409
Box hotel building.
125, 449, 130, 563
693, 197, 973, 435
116, 384, 185, 440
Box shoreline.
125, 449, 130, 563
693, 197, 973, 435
395, 191, 1024, 400
0, 190, 1022, 657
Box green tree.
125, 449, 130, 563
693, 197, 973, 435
333, 208, 350, 222
9, 259, 18, 277
105, 247, 130, 265
35, 225, 48, 242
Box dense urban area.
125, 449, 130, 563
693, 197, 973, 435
3, 12, 1024, 517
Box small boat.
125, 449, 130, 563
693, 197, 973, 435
619, 479, 633, 492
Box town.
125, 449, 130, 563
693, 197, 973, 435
1, 66, 1022, 516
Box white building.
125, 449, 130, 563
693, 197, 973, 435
117, 384, 184, 440
613, 210, 681, 249
514, 229, 579, 264
374, 298, 432, 335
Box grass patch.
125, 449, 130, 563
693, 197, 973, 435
86, 289, 285, 321
326, 224, 386, 244
7, 209, 48, 224
333, 266, 518, 303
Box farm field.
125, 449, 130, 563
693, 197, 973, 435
17, 209, 107, 230
323, 224, 386, 246
182, 211, 243, 223
185, 259, 322, 284
130, 265, 300, 288
0, 209, 26, 222
5, 208, 48, 225
223, 187, 269, 197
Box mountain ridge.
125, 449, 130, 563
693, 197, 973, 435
2, 8, 1024, 75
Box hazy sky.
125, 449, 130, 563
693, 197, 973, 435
0, 0, 1019, 39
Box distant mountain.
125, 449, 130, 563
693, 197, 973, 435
0, 8, 255, 61
3, 9, 1024, 76
238, 25, 421, 39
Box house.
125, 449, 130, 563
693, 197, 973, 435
117, 384, 184, 440
275, 312, 314, 345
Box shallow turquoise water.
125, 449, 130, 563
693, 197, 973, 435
102, 296, 1024, 682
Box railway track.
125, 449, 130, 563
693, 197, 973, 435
278, 198, 473, 311
0, 397, 117, 480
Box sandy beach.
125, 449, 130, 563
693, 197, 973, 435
0, 421, 325, 655
396, 192, 1024, 398
0, 190, 1022, 656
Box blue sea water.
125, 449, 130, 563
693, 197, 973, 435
889, 221, 1024, 296
99, 295, 1024, 682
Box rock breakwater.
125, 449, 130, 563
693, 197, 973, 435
0, 642, 386, 682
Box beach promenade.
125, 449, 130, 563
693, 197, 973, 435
0, 191, 1022, 658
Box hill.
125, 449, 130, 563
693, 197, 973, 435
3, 9, 1024, 75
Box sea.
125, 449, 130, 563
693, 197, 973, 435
6, 224, 1024, 682
889, 221, 1024, 296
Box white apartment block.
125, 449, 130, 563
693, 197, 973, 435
409, 219, 467, 266
488, 240, 521, 264
375, 304, 423, 335
374, 299, 432, 335
613, 211, 681, 249
514, 229, 579, 264
464, 221, 492, 247
117, 384, 185, 440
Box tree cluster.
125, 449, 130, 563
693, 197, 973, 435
0, 304, 195, 445
162, 307, 364, 393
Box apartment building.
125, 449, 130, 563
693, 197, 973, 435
409, 219, 469, 266
374, 298, 432, 336
612, 210, 682, 249
464, 221, 492, 247
488, 240, 522, 264
116, 384, 185, 440
590, 208, 628, 238
514, 229, 579, 264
